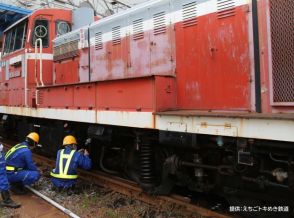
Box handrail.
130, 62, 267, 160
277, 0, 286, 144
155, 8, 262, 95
34, 38, 44, 87
35, 89, 40, 106
24, 54, 28, 107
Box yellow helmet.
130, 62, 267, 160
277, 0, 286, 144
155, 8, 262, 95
63, 135, 77, 145
27, 132, 40, 143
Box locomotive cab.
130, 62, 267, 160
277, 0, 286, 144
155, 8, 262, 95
0, 9, 71, 107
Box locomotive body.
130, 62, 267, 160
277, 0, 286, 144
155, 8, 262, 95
0, 0, 294, 209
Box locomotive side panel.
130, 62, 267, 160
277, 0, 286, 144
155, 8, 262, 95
128, 8, 151, 77
79, 45, 90, 82
38, 86, 74, 108
89, 0, 175, 82
107, 20, 129, 80
38, 76, 176, 112
53, 27, 90, 85
90, 18, 129, 81
149, 1, 175, 76
54, 60, 79, 84
2, 51, 26, 107
154, 76, 176, 111
89, 24, 109, 81
96, 78, 154, 111
73, 84, 95, 109
175, 0, 252, 111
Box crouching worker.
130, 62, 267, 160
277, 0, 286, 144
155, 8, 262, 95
0, 144, 20, 208
5, 132, 41, 194
51, 135, 92, 194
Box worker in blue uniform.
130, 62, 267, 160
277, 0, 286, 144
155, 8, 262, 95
5, 132, 41, 194
51, 135, 92, 193
0, 143, 20, 208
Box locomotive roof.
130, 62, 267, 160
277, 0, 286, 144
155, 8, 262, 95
53, 0, 164, 43
89, 0, 163, 28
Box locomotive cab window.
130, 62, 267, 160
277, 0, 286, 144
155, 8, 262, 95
3, 20, 27, 55
32, 19, 49, 47
56, 20, 71, 36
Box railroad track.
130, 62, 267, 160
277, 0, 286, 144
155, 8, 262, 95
1, 140, 231, 218
7, 185, 76, 217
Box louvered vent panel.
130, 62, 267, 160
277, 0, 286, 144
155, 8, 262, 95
95, 32, 103, 50
182, 1, 198, 27
270, 0, 294, 103
53, 40, 79, 61
112, 26, 121, 45
153, 12, 166, 35
133, 19, 144, 40
217, 0, 236, 19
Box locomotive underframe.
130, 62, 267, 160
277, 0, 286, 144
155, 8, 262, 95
1, 113, 293, 208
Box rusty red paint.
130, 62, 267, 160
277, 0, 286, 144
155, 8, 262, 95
1, 2, 294, 119
154, 76, 176, 112
176, 5, 251, 110
90, 26, 175, 82
96, 78, 154, 111
54, 59, 79, 84
40, 86, 74, 108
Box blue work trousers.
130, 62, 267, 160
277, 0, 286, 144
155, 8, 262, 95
7, 170, 40, 186
0, 154, 9, 191
0, 172, 9, 191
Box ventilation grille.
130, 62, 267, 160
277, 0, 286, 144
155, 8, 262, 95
53, 40, 79, 61
95, 32, 103, 50
271, 0, 294, 103
133, 19, 144, 40
182, 1, 198, 27
217, 0, 236, 19
153, 12, 166, 35
112, 26, 121, 45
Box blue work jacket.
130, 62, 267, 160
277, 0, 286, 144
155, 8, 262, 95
5, 141, 38, 171
51, 146, 92, 179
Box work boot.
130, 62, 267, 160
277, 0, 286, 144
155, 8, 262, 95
0, 191, 21, 208
10, 182, 27, 195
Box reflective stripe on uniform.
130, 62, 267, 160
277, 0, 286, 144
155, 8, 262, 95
5, 144, 27, 160
50, 149, 78, 179
50, 172, 78, 179
6, 166, 23, 171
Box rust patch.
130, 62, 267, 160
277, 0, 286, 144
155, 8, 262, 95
200, 122, 207, 128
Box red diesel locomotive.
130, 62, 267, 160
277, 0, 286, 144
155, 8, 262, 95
0, 0, 293, 210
